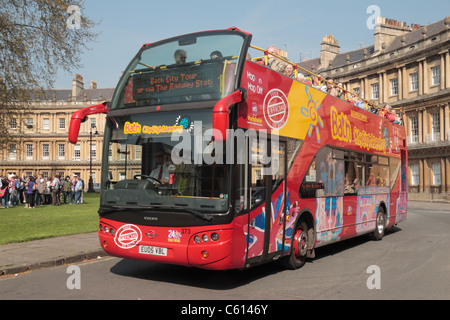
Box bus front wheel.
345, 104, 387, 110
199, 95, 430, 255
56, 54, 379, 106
282, 221, 308, 270
372, 207, 386, 241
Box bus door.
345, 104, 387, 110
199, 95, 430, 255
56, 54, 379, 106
247, 138, 286, 263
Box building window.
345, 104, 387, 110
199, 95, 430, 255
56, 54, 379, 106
431, 66, 440, 86
10, 118, 17, 129
410, 116, 419, 143
390, 78, 398, 96
119, 144, 126, 160
42, 144, 49, 159
353, 87, 360, 95
90, 118, 96, 129
432, 163, 441, 185
43, 118, 50, 130
59, 118, 66, 130
9, 144, 17, 160
410, 164, 419, 185
74, 144, 81, 161
26, 144, 33, 159
410, 73, 418, 91
26, 118, 33, 129
431, 113, 440, 141
371, 83, 379, 99
58, 144, 65, 159
135, 145, 142, 160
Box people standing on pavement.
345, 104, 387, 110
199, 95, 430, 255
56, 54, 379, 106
74, 176, 83, 204
79, 176, 85, 204
44, 177, 52, 204
25, 176, 36, 209
62, 176, 72, 204
51, 175, 61, 206
9, 175, 19, 207
0, 176, 10, 208
35, 174, 46, 206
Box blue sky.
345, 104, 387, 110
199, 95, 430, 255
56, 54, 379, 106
53, 0, 450, 89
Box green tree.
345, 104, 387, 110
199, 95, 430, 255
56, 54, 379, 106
0, 0, 98, 149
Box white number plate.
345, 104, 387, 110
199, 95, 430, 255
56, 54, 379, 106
139, 245, 167, 256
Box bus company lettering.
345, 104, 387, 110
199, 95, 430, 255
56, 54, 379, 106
114, 224, 142, 249
354, 127, 386, 152
330, 106, 352, 143
124, 121, 141, 134
330, 106, 387, 152
124, 121, 183, 135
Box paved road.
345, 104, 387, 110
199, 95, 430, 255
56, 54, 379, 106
1, 207, 449, 302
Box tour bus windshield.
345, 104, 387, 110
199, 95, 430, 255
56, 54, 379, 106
102, 109, 230, 214
111, 31, 246, 110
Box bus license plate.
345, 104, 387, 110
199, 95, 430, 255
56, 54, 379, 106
139, 245, 167, 256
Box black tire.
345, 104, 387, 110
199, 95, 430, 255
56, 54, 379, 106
372, 206, 386, 241
282, 221, 308, 270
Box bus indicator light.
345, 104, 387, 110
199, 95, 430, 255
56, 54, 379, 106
201, 251, 209, 259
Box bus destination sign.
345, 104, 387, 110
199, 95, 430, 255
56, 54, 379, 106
132, 64, 220, 100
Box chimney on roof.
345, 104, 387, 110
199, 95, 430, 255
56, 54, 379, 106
320, 34, 340, 69
90, 80, 97, 89
374, 17, 413, 52
72, 74, 84, 101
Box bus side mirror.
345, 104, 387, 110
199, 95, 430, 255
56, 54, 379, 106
212, 89, 246, 143
69, 102, 109, 144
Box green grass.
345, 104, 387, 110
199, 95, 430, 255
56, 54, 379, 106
0, 193, 100, 245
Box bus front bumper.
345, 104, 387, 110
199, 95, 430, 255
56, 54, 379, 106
98, 218, 236, 270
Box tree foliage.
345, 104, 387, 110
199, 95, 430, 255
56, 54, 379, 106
0, 0, 98, 148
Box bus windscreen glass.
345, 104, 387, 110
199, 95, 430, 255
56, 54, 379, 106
111, 32, 245, 109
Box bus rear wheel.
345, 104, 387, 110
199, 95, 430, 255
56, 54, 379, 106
372, 207, 386, 241
283, 221, 308, 270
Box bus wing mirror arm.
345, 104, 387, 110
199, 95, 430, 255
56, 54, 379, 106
68, 101, 110, 144
212, 88, 247, 142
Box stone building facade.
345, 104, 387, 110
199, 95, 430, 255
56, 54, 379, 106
0, 74, 113, 184
299, 16, 450, 201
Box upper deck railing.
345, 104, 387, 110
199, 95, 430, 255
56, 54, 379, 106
248, 45, 404, 126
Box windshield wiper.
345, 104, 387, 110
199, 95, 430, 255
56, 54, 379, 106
149, 204, 213, 222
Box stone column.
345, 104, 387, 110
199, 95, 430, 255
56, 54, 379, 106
440, 105, 445, 141
423, 59, 429, 95
446, 50, 450, 89
440, 53, 445, 90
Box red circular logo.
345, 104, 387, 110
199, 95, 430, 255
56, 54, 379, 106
263, 89, 289, 129
114, 224, 142, 249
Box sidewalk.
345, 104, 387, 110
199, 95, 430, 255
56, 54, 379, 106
0, 201, 448, 276
0, 232, 107, 276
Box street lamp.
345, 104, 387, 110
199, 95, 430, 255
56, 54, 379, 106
88, 124, 99, 193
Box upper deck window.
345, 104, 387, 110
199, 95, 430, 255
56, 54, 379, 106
111, 32, 246, 110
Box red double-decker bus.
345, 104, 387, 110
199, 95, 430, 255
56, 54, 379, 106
69, 28, 407, 270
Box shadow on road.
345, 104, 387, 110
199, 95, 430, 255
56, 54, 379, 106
110, 258, 286, 290
313, 226, 402, 261
109, 226, 402, 290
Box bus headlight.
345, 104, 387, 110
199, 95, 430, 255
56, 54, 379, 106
194, 235, 201, 244
211, 233, 219, 241
202, 234, 209, 242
